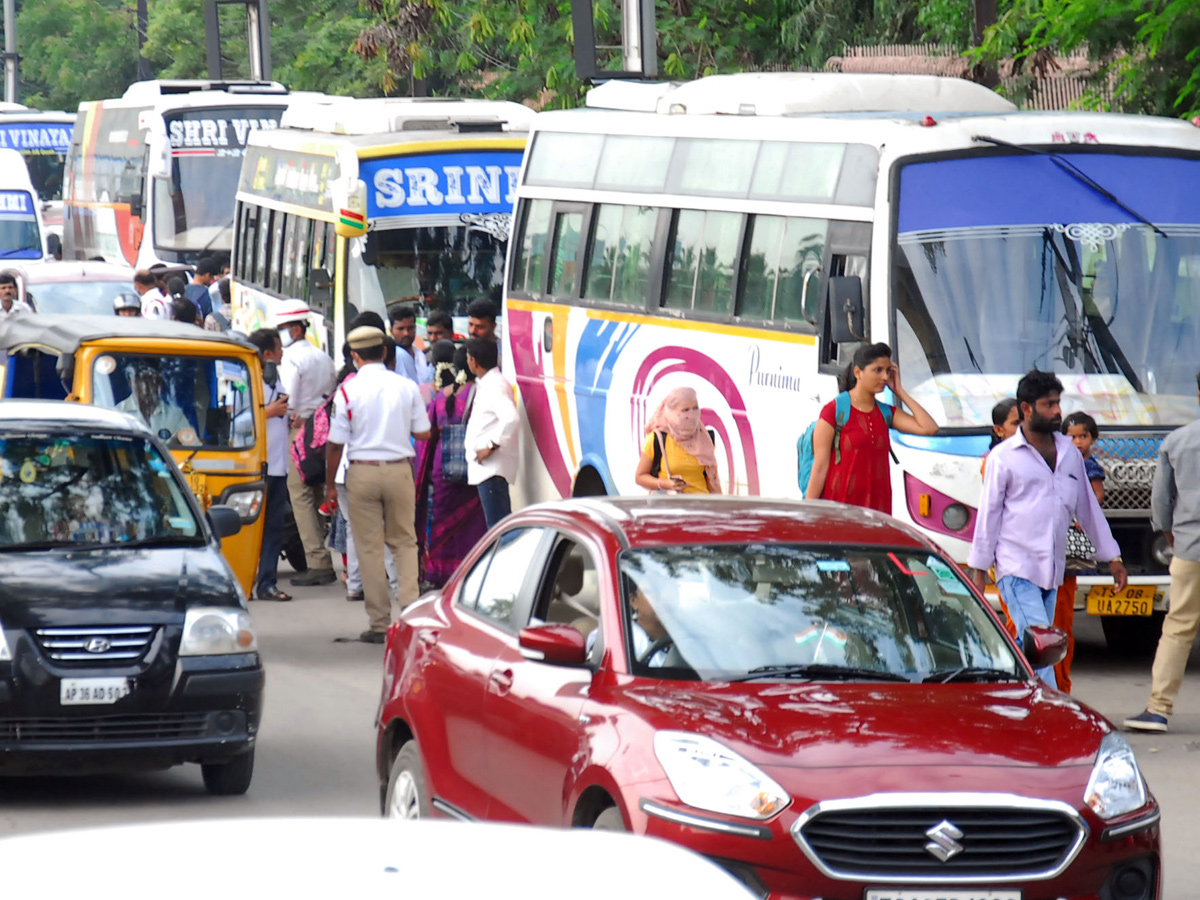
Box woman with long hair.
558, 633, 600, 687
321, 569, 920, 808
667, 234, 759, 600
804, 342, 938, 513
414, 342, 488, 586
634, 386, 722, 494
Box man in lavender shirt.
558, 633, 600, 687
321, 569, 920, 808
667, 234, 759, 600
969, 370, 1127, 687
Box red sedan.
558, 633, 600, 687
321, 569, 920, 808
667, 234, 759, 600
376, 497, 1160, 900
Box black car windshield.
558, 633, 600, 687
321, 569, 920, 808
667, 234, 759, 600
894, 151, 1200, 429
0, 433, 201, 548
618, 544, 1019, 681
89, 352, 255, 449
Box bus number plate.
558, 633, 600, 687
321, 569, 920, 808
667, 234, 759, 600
1086, 586, 1156, 616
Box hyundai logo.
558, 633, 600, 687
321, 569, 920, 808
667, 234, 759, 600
84, 637, 112, 654
924, 820, 965, 862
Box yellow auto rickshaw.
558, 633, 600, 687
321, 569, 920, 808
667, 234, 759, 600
0, 315, 268, 595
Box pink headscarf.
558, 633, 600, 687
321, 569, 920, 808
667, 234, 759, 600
645, 387, 722, 493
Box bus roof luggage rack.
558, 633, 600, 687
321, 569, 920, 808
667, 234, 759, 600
587, 73, 1017, 116
280, 97, 535, 136
122, 79, 288, 100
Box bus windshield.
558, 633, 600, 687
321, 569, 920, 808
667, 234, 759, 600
156, 106, 283, 254
894, 151, 1200, 429
0, 190, 42, 258
347, 224, 507, 319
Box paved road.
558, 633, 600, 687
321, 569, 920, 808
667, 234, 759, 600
0, 580, 1196, 897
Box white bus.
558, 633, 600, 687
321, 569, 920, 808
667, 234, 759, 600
0, 105, 75, 240
62, 80, 312, 268
231, 96, 533, 354
0, 147, 47, 260
503, 72, 1200, 652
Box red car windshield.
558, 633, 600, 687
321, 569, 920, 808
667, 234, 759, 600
618, 544, 1020, 682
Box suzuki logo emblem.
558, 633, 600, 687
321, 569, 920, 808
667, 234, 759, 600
924, 820, 965, 862
84, 637, 111, 653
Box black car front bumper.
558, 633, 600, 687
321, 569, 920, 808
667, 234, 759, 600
0, 652, 263, 775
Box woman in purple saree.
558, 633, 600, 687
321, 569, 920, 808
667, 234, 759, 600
415, 342, 488, 587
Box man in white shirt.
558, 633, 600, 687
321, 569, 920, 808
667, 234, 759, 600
247, 328, 293, 602
116, 363, 199, 445
325, 326, 431, 643
276, 299, 338, 587
464, 338, 518, 528
388, 304, 433, 385
0, 272, 31, 318
133, 270, 169, 319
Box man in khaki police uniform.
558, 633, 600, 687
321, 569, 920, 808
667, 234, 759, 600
325, 326, 431, 643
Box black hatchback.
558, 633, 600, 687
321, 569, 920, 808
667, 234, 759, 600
0, 400, 263, 794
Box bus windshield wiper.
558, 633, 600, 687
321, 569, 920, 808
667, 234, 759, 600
922, 666, 1023, 684
971, 135, 1169, 239
730, 663, 910, 683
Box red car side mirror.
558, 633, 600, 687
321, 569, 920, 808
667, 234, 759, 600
1023, 625, 1069, 670
519, 624, 588, 667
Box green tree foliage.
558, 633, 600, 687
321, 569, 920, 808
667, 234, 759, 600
5, 0, 383, 113
142, 0, 384, 96
14, 0, 139, 111
975, 0, 1200, 116
352, 0, 784, 108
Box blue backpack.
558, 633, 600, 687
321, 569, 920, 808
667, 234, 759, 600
797, 392, 894, 493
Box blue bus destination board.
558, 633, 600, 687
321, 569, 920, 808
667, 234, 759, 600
0, 122, 73, 155
361, 150, 524, 220
0, 191, 34, 215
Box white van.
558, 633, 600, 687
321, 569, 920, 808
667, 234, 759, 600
0, 147, 46, 262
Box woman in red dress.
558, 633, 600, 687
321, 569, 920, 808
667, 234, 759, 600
804, 343, 938, 513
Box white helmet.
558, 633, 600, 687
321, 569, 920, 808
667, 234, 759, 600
272, 298, 310, 330
113, 292, 141, 312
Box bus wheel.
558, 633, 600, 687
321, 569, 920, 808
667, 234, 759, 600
1100, 612, 1165, 658
572, 468, 608, 498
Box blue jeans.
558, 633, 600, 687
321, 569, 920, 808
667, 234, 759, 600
477, 475, 511, 529
997, 575, 1058, 689
255, 475, 289, 595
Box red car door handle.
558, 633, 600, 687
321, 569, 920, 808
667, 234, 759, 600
418, 630, 439, 648
490, 669, 513, 694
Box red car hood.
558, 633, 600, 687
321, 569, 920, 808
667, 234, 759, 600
611, 679, 1107, 770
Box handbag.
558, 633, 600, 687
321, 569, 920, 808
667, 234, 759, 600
1065, 522, 1097, 570
440, 385, 475, 484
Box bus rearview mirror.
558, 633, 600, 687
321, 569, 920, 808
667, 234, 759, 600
308, 268, 333, 312
828, 276, 865, 344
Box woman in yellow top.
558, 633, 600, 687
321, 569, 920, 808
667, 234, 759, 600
634, 387, 722, 494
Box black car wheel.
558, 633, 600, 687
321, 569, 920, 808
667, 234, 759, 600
201, 748, 255, 796
282, 511, 307, 573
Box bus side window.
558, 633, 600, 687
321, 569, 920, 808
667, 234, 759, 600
820, 221, 871, 368
255, 208, 271, 287
269, 212, 287, 295
510, 199, 553, 297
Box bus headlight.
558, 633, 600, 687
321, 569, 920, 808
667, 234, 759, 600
942, 503, 971, 532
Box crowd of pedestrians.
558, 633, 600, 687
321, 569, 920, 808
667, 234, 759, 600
83, 256, 1200, 706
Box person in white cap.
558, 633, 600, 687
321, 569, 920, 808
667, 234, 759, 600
325, 325, 431, 643
276, 298, 338, 587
